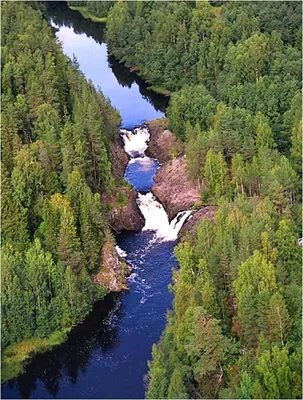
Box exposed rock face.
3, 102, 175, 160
110, 136, 129, 180
108, 187, 145, 233
108, 135, 145, 232
93, 239, 131, 292
146, 119, 179, 164
152, 156, 201, 221
178, 206, 217, 240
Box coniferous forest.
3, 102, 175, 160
102, 1, 302, 398
1, 1, 121, 381
1, 1, 302, 399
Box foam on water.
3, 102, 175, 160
137, 193, 191, 242
120, 127, 150, 158
120, 125, 191, 242
115, 245, 127, 258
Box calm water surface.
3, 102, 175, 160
47, 1, 168, 128
2, 3, 174, 399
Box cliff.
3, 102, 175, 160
178, 206, 217, 240
146, 119, 180, 163
93, 237, 131, 292
151, 156, 201, 221
108, 187, 145, 232
108, 135, 145, 232
110, 136, 130, 180
146, 118, 216, 232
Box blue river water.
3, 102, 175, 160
2, 3, 175, 399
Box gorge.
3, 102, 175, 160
2, 3, 193, 399
2, 2, 301, 399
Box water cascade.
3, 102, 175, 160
120, 126, 192, 241
121, 126, 150, 157
2, 14, 191, 398
137, 193, 192, 241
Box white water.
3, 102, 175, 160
128, 156, 158, 169
121, 125, 192, 242
137, 193, 192, 242
115, 245, 127, 258
121, 127, 150, 157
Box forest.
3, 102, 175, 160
1, 1, 122, 381
1, 1, 302, 398
93, 1, 301, 398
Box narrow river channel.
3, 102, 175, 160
2, 3, 187, 399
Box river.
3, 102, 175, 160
2, 3, 185, 399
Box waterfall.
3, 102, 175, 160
121, 125, 191, 242
137, 193, 191, 242
121, 126, 150, 158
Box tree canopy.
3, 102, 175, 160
1, 1, 120, 367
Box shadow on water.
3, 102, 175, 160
107, 55, 170, 113
45, 1, 106, 44
2, 3, 174, 399
46, 1, 169, 114
4, 293, 123, 399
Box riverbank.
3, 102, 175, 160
146, 85, 172, 97
69, 6, 106, 23
108, 136, 146, 232
146, 118, 216, 234
1, 329, 71, 383
146, 118, 200, 220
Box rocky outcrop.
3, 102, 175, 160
108, 187, 145, 233
178, 206, 217, 240
108, 135, 145, 232
93, 239, 131, 292
152, 156, 201, 221
146, 119, 181, 164
110, 136, 129, 180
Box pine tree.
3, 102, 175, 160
204, 149, 228, 197
147, 344, 169, 399
167, 368, 189, 399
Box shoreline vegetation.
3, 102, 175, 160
146, 86, 172, 97
69, 6, 106, 23
2, 329, 71, 383
1, 1, 121, 383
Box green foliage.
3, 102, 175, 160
168, 85, 217, 140
143, 1, 301, 399
167, 368, 189, 399
204, 149, 228, 198
117, 191, 128, 207
254, 346, 302, 399
1, 1, 119, 380
148, 195, 301, 398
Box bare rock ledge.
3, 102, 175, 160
93, 239, 131, 292
152, 156, 201, 221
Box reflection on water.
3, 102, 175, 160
46, 1, 169, 119
3, 293, 123, 399
2, 231, 176, 399
2, 3, 174, 399
107, 55, 169, 113
45, 1, 106, 44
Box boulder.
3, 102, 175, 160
108, 187, 145, 233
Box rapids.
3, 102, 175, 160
1, 5, 191, 399
120, 127, 192, 241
